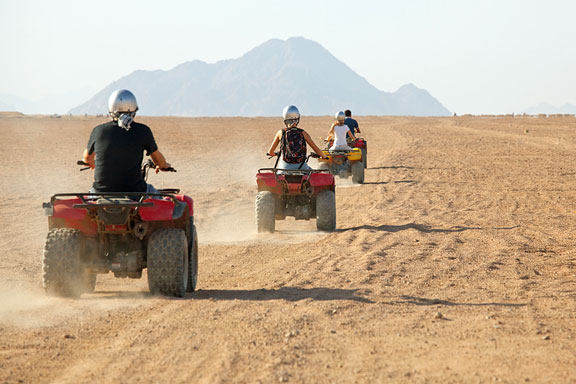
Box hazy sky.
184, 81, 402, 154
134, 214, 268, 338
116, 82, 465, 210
1, 0, 575, 114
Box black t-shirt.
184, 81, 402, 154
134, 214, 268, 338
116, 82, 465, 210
87, 121, 158, 192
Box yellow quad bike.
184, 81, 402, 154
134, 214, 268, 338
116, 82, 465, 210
318, 147, 364, 184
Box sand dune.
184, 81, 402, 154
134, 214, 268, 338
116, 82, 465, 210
0, 114, 575, 383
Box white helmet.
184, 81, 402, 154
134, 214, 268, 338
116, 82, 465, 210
108, 89, 138, 118
335, 111, 345, 122
282, 105, 300, 127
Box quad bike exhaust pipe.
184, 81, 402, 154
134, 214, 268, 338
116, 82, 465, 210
132, 222, 149, 240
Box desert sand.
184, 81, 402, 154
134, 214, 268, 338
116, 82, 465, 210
0, 114, 575, 383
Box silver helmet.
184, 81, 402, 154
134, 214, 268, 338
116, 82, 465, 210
108, 89, 138, 118
335, 111, 345, 122
282, 105, 300, 127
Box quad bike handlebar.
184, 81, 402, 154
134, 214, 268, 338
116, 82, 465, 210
77, 160, 91, 171
77, 159, 176, 174
258, 152, 328, 174
323, 137, 362, 143
142, 159, 176, 181
266, 152, 322, 160
142, 159, 176, 173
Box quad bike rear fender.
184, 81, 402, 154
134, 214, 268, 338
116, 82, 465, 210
348, 148, 363, 162
308, 173, 335, 190
257, 172, 278, 187
129, 194, 193, 221
256, 172, 283, 194
47, 198, 98, 235
353, 139, 367, 149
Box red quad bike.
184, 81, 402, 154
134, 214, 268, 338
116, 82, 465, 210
352, 137, 368, 169
256, 153, 336, 233
41, 159, 198, 298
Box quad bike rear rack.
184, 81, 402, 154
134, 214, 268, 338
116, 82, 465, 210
257, 168, 331, 174
257, 168, 331, 184
43, 192, 187, 219
257, 168, 333, 196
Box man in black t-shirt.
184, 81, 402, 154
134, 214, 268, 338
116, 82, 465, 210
82, 89, 171, 193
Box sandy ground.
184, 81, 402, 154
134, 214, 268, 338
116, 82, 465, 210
0, 113, 575, 383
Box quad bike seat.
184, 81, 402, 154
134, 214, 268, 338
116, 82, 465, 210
96, 197, 137, 225
283, 174, 306, 183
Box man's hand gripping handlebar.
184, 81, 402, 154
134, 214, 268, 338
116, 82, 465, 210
266, 152, 325, 160
77, 159, 176, 173
77, 160, 91, 171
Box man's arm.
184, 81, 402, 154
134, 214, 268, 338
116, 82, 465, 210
82, 148, 95, 169
150, 150, 171, 172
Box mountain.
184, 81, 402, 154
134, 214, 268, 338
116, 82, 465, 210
523, 102, 576, 115
70, 37, 450, 117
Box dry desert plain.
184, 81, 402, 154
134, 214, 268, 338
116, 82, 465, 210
0, 113, 575, 383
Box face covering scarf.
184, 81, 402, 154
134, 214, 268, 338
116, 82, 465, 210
117, 113, 135, 131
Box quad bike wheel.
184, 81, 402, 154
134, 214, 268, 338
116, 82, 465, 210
186, 220, 198, 293
256, 191, 276, 233
316, 190, 336, 231
147, 228, 189, 297
43, 228, 88, 298
361, 148, 367, 169
351, 162, 365, 184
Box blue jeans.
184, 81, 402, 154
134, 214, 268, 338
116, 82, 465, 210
89, 184, 158, 193
277, 158, 311, 174
88, 184, 158, 198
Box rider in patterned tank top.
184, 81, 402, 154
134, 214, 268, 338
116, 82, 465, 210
266, 105, 328, 170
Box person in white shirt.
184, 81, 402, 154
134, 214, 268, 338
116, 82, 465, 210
326, 111, 356, 151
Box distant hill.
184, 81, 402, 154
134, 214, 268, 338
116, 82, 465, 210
0, 94, 30, 114
0, 100, 15, 111
70, 37, 451, 117
523, 102, 576, 115
0, 88, 94, 115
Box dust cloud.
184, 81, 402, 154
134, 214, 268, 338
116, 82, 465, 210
189, 148, 326, 244
0, 281, 145, 328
